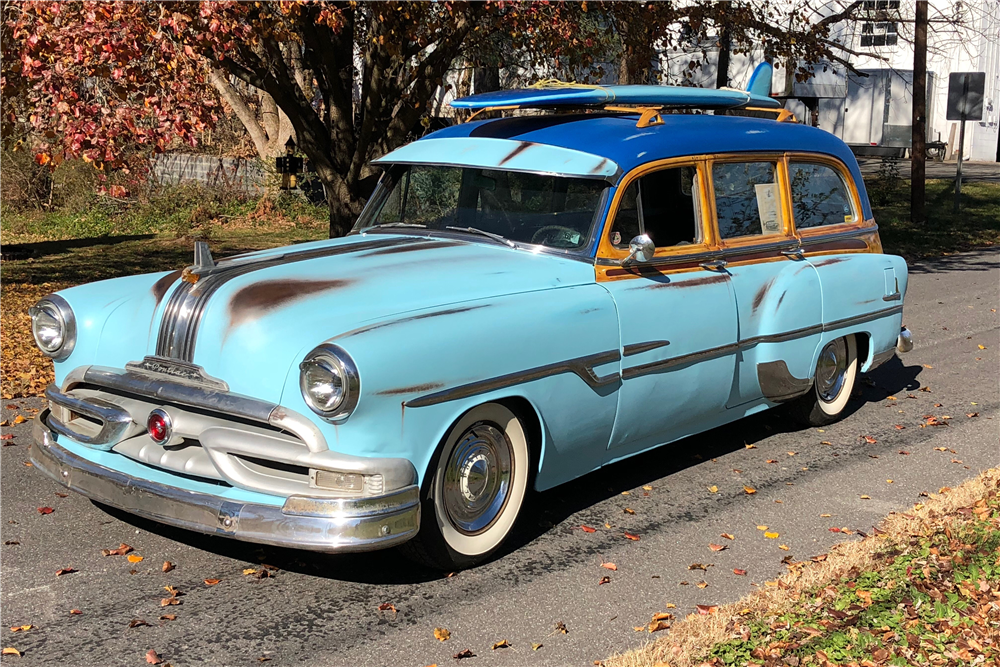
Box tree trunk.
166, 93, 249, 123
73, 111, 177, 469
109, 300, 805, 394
326, 180, 365, 238
911, 1, 928, 224
716, 26, 730, 90
474, 65, 500, 94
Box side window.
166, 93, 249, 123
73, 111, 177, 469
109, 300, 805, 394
609, 166, 702, 249
712, 161, 783, 240
788, 163, 857, 229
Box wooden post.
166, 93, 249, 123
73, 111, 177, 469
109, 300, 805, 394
955, 119, 966, 212
911, 0, 928, 224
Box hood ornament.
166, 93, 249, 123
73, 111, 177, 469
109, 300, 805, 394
181, 241, 215, 284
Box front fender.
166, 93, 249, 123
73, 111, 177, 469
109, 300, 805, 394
279, 285, 622, 491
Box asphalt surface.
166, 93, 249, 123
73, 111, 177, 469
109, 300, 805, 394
857, 158, 1000, 184
2, 249, 997, 667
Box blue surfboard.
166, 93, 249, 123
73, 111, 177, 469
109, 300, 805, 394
452, 62, 780, 111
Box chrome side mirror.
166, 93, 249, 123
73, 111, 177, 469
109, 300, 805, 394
621, 234, 655, 267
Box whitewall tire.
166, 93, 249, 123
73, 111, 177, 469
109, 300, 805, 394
402, 402, 530, 569
790, 335, 859, 426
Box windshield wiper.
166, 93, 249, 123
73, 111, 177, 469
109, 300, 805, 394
445, 226, 517, 249
369, 222, 427, 229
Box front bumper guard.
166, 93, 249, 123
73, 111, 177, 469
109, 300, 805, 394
30, 419, 420, 553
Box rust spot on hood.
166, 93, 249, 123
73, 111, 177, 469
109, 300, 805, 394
638, 274, 727, 290
227, 278, 355, 330
811, 257, 846, 267
151, 270, 183, 308
590, 158, 610, 174
375, 382, 445, 396
498, 141, 533, 165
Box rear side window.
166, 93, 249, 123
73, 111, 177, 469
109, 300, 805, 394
788, 162, 857, 228
712, 161, 783, 240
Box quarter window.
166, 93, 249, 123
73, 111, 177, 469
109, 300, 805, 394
609, 166, 702, 249
712, 161, 783, 240
788, 163, 857, 229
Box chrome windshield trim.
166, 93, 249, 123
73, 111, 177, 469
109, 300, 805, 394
404, 349, 621, 409
155, 237, 418, 362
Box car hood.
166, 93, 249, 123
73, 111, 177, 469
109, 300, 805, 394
158, 233, 596, 403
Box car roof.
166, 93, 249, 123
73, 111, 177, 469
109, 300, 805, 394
426, 112, 870, 218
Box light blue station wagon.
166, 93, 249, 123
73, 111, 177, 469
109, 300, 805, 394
29, 66, 913, 569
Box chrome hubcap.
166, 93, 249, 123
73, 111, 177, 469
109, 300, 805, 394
442, 423, 512, 535
815, 339, 848, 402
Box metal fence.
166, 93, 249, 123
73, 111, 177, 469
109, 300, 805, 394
152, 153, 269, 191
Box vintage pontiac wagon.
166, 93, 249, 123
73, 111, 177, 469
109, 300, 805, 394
29, 64, 912, 568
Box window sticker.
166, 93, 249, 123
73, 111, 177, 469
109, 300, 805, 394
754, 183, 782, 235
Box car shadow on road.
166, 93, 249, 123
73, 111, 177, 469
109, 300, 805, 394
93, 357, 924, 585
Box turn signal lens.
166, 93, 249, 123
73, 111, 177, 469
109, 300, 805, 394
147, 409, 172, 444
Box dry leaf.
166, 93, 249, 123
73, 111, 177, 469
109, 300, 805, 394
696, 581, 708, 588
967, 412, 979, 417
696, 605, 718, 615
720, 533, 735, 540
37, 506, 54, 515
745, 444, 756, 449
624, 532, 640, 541
434, 627, 450, 641
158, 615, 177, 621
243, 568, 257, 575
160, 597, 180, 607
764, 532, 779, 539
707, 485, 718, 493
377, 603, 397, 613
642, 485, 652, 491
145, 649, 164, 665
978, 344, 986, 350
647, 620, 670, 632
623, 507, 635, 515
12, 415, 26, 425
55, 567, 76, 576
601, 562, 617, 571
126, 554, 143, 563
2, 648, 21, 657
8, 626, 31, 633
491, 639, 511, 650
532, 643, 543, 651
779, 544, 790, 551
203, 578, 220, 586
554, 621, 568, 634
666, 603, 676, 608
862, 435, 877, 444
708, 543, 727, 552
688, 563, 707, 571
128, 619, 151, 628
860, 495, 871, 499
766, 459, 778, 464
743, 486, 756, 494
102, 543, 133, 557
69, 610, 81, 615
733, 568, 747, 576
162, 561, 174, 573
598, 575, 611, 585
651, 612, 673, 622
580, 525, 597, 533
756, 525, 768, 531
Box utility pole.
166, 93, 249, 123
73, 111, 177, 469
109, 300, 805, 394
911, 0, 928, 224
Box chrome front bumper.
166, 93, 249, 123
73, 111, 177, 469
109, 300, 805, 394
30, 419, 420, 553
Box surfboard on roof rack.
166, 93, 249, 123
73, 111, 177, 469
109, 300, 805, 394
451, 62, 780, 111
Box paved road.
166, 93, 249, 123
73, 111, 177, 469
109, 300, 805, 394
2, 250, 997, 667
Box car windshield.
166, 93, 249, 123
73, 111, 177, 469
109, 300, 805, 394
355, 165, 608, 250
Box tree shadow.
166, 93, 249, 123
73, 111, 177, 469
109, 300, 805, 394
92, 357, 924, 584
1, 235, 157, 261
907, 248, 999, 274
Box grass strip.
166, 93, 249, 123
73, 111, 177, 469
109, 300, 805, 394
607, 469, 1000, 667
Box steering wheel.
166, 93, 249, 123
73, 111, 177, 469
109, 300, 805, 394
531, 225, 582, 248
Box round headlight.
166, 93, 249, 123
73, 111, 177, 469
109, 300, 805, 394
28, 295, 76, 361
299, 344, 359, 422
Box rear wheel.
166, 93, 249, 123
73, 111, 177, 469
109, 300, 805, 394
789, 335, 858, 426
401, 403, 529, 570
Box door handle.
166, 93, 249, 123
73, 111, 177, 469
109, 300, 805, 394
780, 248, 804, 258
699, 259, 728, 271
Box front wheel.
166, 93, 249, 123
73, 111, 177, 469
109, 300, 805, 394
401, 403, 530, 570
789, 335, 859, 427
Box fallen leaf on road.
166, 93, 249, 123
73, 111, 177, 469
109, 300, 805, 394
967, 412, 979, 417
158, 615, 177, 622
0, 434, 13, 441
203, 578, 220, 586
580, 525, 596, 533
733, 569, 747, 576
764, 532, 779, 539
829, 527, 842, 533
601, 562, 617, 571
642, 485, 653, 491
696, 581, 708, 588
861, 495, 871, 499
756, 525, 768, 531
434, 628, 451, 641
898, 450, 910, 455
647, 620, 670, 632
55, 568, 76, 576
621, 491, 630, 496
666, 603, 676, 608
766, 459, 778, 464
162, 562, 174, 573
779, 544, 790, 551
935, 447, 948, 451
820, 441, 832, 445
553, 621, 568, 634
532, 643, 543, 651
128, 619, 151, 628
160, 597, 180, 607
2, 648, 21, 656
37, 507, 54, 515
743, 486, 756, 494
8, 626, 31, 633
491, 639, 511, 650
145, 649, 163, 664
69, 610, 81, 615
12, 416, 26, 425
952, 459, 963, 464
377, 603, 396, 613
919, 386, 931, 392
599, 576, 611, 585
895, 425, 906, 430
651, 612, 673, 621
126, 555, 143, 563
978, 344, 986, 350
707, 485, 718, 493
787, 451, 797, 456
688, 563, 707, 571
862, 435, 877, 444
623, 508, 635, 515
624, 532, 640, 541
720, 533, 734, 540
745, 444, 756, 449
102, 543, 133, 557
708, 544, 727, 552
811, 554, 828, 562
696, 605, 718, 615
